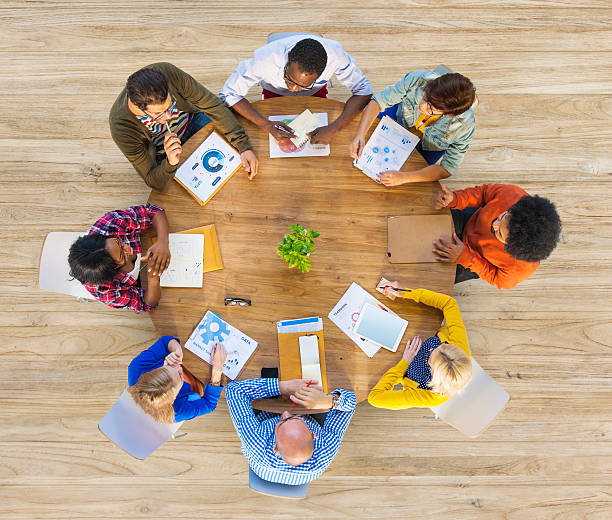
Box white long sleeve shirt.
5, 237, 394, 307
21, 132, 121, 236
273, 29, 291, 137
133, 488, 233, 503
219, 35, 372, 106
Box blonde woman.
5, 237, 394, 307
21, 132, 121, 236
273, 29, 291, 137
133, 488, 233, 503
128, 336, 227, 423
368, 286, 472, 409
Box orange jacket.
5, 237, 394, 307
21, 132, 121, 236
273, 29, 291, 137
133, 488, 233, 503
451, 184, 538, 289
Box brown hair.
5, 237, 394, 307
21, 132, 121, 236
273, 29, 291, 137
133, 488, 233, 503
126, 67, 169, 111
424, 73, 476, 116
128, 366, 177, 423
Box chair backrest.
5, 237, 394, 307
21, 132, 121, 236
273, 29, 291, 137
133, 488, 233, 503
429, 358, 509, 437
248, 467, 309, 499
38, 231, 95, 299
267, 32, 323, 44
98, 390, 183, 460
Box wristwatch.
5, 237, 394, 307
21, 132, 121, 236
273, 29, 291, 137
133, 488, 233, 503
329, 391, 340, 410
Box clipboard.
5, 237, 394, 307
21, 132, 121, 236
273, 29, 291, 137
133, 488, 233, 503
387, 215, 453, 263
153, 224, 223, 273
277, 330, 328, 394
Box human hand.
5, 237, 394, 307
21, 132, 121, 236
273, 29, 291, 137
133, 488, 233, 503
143, 239, 171, 276
308, 124, 337, 145
402, 335, 423, 364
349, 134, 366, 160
267, 120, 295, 141
434, 184, 454, 209
164, 339, 183, 367
432, 232, 465, 263
376, 279, 403, 300
377, 170, 409, 187
240, 149, 259, 180
210, 343, 227, 384
164, 132, 182, 166
278, 379, 320, 397
289, 386, 334, 409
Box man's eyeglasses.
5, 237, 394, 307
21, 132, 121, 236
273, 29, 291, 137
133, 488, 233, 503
143, 96, 176, 122
283, 64, 316, 91
224, 297, 251, 307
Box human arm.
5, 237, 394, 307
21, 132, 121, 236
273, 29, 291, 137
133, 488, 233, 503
127, 335, 179, 385
349, 99, 381, 159
367, 358, 449, 409
312, 389, 357, 464
377, 165, 450, 186
231, 98, 296, 141
309, 94, 371, 145
142, 210, 170, 276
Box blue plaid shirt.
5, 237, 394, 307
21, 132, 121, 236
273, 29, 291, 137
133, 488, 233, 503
225, 378, 357, 485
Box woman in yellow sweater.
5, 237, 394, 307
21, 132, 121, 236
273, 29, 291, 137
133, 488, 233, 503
368, 285, 472, 409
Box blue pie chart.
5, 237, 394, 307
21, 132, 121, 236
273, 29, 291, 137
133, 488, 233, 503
201, 149, 225, 173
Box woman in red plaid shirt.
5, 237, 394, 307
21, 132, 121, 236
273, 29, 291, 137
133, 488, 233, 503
68, 204, 170, 312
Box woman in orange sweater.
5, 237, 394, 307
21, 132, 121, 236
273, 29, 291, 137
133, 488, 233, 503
368, 285, 472, 409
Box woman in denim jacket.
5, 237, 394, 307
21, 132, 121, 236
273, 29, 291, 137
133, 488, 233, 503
350, 70, 476, 184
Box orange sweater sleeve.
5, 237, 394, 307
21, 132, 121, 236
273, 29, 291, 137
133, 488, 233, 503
448, 183, 500, 210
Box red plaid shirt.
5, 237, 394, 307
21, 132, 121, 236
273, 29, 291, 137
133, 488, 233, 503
84, 204, 163, 313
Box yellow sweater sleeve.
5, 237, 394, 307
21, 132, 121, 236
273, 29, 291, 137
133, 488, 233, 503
402, 288, 471, 357
367, 359, 449, 409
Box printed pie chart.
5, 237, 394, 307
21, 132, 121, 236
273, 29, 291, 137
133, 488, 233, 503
201, 149, 225, 173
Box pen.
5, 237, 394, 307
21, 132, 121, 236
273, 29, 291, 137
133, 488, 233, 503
379, 286, 412, 292
165, 121, 172, 133
291, 380, 313, 408
274, 124, 294, 136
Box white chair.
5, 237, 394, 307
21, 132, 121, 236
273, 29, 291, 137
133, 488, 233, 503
98, 390, 185, 460
38, 231, 95, 301
429, 358, 509, 437
248, 467, 309, 499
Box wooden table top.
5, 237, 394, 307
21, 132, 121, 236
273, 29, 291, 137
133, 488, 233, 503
147, 96, 455, 402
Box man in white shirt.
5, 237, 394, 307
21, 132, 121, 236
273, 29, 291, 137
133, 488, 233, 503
220, 36, 372, 145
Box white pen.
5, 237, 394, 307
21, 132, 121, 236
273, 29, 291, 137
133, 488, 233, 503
165, 121, 172, 133
274, 124, 294, 136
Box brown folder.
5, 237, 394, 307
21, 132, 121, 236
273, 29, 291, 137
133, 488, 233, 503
277, 330, 328, 394
387, 215, 452, 263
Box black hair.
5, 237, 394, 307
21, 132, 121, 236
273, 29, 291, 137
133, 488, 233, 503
68, 234, 121, 284
126, 67, 169, 111
287, 38, 328, 77
506, 195, 562, 262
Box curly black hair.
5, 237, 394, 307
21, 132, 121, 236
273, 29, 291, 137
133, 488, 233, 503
126, 67, 169, 111
506, 195, 561, 262
68, 234, 121, 285
287, 38, 328, 77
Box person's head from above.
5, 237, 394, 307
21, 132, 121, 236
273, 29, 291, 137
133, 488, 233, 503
284, 38, 328, 92
68, 235, 134, 285
273, 411, 315, 465
428, 343, 472, 396
419, 72, 476, 117
491, 195, 562, 262
128, 365, 183, 423
126, 67, 174, 123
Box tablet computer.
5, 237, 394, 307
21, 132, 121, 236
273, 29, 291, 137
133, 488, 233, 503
354, 303, 408, 352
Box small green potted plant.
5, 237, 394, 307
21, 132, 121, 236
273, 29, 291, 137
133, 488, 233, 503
277, 223, 320, 273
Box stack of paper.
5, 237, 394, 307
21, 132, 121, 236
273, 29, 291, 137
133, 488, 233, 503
353, 115, 420, 183
159, 233, 204, 288
288, 109, 321, 147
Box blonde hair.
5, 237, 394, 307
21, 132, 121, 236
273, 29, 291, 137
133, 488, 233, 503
128, 367, 178, 423
428, 343, 472, 396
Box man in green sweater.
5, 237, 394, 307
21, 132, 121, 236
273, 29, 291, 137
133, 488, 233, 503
109, 62, 259, 190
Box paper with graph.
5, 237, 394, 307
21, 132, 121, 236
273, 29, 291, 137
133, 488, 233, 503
354, 115, 420, 182
268, 112, 330, 158
184, 311, 258, 380
159, 233, 204, 288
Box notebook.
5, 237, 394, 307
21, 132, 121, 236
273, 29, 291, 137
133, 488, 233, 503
387, 215, 452, 263
353, 115, 420, 183
354, 303, 408, 352
159, 233, 204, 288
184, 311, 258, 380
268, 113, 330, 158
174, 131, 241, 206
299, 335, 323, 383
288, 109, 321, 147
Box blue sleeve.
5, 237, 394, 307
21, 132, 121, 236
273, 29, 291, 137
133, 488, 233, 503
317, 389, 357, 457
372, 71, 424, 110
127, 336, 178, 386
173, 383, 224, 421
225, 378, 280, 452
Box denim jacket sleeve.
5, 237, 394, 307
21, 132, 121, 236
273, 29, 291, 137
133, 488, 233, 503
439, 122, 475, 176
372, 70, 428, 110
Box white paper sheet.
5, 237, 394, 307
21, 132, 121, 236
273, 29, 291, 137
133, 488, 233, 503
159, 233, 204, 288
328, 282, 401, 358
353, 115, 420, 183
175, 131, 241, 205
184, 311, 258, 380
299, 335, 322, 383
269, 113, 330, 158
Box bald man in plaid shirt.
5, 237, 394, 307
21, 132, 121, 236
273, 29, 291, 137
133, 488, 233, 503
226, 377, 356, 486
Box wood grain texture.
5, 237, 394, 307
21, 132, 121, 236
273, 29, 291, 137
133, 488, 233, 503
0, 1, 611, 518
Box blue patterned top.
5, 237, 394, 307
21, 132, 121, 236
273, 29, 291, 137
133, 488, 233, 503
405, 336, 442, 389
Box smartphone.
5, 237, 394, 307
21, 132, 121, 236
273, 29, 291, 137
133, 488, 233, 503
261, 366, 279, 379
